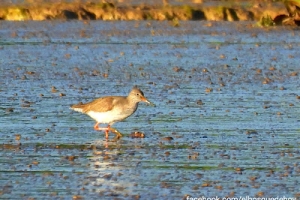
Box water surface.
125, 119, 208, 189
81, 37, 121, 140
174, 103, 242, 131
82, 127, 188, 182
0, 21, 299, 199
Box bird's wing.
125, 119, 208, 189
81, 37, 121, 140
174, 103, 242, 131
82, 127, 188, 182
81, 97, 115, 113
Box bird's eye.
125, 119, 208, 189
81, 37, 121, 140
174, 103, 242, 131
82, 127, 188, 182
136, 93, 140, 96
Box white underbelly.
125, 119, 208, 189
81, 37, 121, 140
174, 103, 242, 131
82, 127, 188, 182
86, 110, 132, 125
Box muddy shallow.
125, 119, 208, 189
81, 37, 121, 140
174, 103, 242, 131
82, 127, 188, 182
0, 21, 300, 199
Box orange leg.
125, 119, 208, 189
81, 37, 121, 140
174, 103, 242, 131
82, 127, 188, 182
94, 122, 110, 139
105, 125, 110, 139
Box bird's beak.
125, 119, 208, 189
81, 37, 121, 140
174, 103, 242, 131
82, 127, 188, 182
141, 96, 155, 107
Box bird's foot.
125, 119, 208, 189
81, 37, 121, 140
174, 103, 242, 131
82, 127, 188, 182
109, 127, 123, 138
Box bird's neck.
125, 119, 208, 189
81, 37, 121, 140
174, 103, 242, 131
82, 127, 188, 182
125, 97, 139, 108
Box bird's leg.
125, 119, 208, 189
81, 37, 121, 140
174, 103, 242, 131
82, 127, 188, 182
94, 123, 122, 139
94, 122, 109, 131
93, 122, 100, 130
105, 125, 110, 139
109, 126, 123, 138
94, 122, 109, 139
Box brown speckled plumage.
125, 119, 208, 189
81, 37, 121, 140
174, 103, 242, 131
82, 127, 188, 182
71, 86, 151, 139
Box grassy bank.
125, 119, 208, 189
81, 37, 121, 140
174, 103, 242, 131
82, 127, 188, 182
0, 1, 288, 24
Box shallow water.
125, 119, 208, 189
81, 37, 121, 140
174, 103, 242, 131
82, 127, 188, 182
0, 20, 300, 199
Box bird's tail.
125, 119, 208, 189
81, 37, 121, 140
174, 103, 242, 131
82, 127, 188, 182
70, 103, 85, 113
